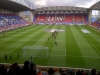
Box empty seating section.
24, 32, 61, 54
0, 13, 28, 32
65, 15, 73, 23
74, 14, 83, 23
37, 14, 47, 23
33, 14, 88, 24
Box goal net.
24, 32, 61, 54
23, 46, 49, 58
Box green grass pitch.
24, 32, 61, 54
0, 25, 100, 70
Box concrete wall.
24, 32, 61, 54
30, 11, 34, 23
88, 10, 92, 23
98, 10, 100, 18
19, 11, 25, 19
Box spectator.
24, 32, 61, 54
18, 60, 33, 75
91, 68, 97, 75
5, 54, 7, 60
47, 68, 55, 75
37, 69, 42, 75
81, 70, 86, 75
0, 64, 7, 75
8, 62, 20, 75
54, 68, 61, 75
30, 62, 36, 75
59, 68, 66, 75
76, 70, 81, 75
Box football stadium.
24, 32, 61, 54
0, 0, 100, 74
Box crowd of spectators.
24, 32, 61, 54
0, 15, 25, 26
91, 17, 100, 29
0, 60, 100, 75
0, 14, 28, 32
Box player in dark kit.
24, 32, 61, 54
18, 53, 19, 58
2, 33, 5, 37
54, 36, 56, 39
10, 54, 12, 60
48, 38, 49, 41
5, 54, 7, 60
55, 41, 57, 45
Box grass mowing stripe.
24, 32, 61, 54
0, 25, 45, 48
82, 25, 100, 43
0, 25, 49, 64
0, 25, 36, 38
43, 25, 66, 67
75, 26, 100, 70
0, 26, 47, 52
0, 25, 43, 39
65, 26, 86, 68
0, 25, 45, 44
0, 25, 46, 42
43, 25, 60, 53
12, 25, 48, 53
29, 25, 59, 66
86, 25, 100, 36
76, 26, 100, 56
13, 26, 49, 63
1, 25, 100, 70
30, 25, 58, 66
50, 25, 66, 67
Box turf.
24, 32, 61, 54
0, 25, 100, 70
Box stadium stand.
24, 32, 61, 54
0, 13, 28, 32
0, 61, 100, 75
1, 0, 100, 75
0, 0, 32, 32
33, 14, 88, 25
91, 17, 100, 29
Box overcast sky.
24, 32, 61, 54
24, 0, 99, 15
24, 0, 99, 9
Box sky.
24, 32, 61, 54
24, 0, 99, 9
24, 0, 99, 15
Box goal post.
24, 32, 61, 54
23, 46, 49, 58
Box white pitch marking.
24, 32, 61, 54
50, 49, 66, 56
51, 48, 66, 50
50, 54, 100, 58
50, 54, 66, 56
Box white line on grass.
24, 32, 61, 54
50, 54, 100, 58
51, 48, 66, 50
66, 55, 100, 58
50, 49, 66, 56
50, 54, 66, 56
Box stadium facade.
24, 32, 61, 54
0, 0, 100, 28
33, 6, 89, 25
32, 1, 100, 26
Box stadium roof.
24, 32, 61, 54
0, 0, 31, 12
89, 1, 100, 10
35, 6, 88, 11
34, 6, 89, 14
